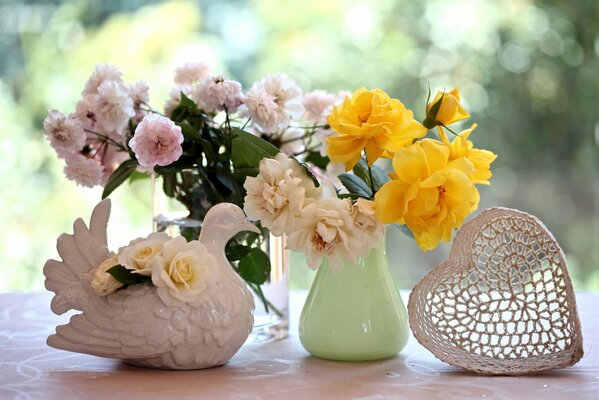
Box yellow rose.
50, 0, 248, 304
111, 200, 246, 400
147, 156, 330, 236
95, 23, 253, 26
326, 88, 426, 170
424, 89, 470, 128
438, 124, 497, 185
374, 139, 480, 250
90, 255, 123, 296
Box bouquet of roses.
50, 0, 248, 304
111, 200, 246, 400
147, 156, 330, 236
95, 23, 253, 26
243, 87, 498, 271
42, 62, 347, 310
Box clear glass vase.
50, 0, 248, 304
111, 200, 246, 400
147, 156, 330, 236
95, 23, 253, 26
151, 172, 289, 343
298, 234, 409, 361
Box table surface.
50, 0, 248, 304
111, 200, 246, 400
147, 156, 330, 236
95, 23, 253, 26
1, 291, 597, 400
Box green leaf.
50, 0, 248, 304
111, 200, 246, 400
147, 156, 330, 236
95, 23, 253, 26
304, 151, 330, 169
352, 158, 371, 187
216, 164, 236, 193
162, 174, 176, 197
353, 159, 389, 192
338, 192, 365, 200
199, 138, 216, 164
179, 92, 197, 109
298, 159, 320, 188
128, 170, 150, 184
393, 223, 414, 238
225, 242, 251, 261
231, 128, 279, 169
338, 173, 372, 198
237, 248, 270, 285
370, 164, 390, 191
178, 122, 202, 141
102, 159, 138, 199
106, 265, 152, 286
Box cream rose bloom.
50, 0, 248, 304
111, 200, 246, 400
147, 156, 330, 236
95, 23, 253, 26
151, 237, 217, 306
90, 255, 124, 296
286, 197, 357, 272
118, 232, 171, 276
244, 153, 320, 235
350, 198, 385, 257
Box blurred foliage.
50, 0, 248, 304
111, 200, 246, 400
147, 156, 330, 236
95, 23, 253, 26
0, 0, 597, 291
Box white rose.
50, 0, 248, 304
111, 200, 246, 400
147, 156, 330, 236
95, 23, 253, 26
151, 237, 217, 306
243, 153, 320, 236
286, 197, 357, 272
118, 232, 171, 276
350, 198, 385, 257
90, 255, 123, 296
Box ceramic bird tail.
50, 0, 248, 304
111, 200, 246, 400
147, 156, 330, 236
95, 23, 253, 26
43, 199, 112, 316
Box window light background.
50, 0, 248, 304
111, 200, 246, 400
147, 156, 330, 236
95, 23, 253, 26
0, 0, 597, 291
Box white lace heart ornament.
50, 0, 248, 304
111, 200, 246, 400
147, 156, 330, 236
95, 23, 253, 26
408, 208, 583, 375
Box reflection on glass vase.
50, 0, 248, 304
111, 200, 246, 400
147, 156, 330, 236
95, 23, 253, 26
152, 171, 289, 343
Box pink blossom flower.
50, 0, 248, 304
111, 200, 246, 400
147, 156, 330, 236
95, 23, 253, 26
43, 109, 86, 158
64, 154, 105, 188
303, 90, 336, 124
174, 62, 211, 85
193, 75, 244, 114
82, 64, 123, 96
129, 114, 184, 168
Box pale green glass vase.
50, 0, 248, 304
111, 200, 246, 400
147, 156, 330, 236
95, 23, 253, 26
298, 236, 409, 361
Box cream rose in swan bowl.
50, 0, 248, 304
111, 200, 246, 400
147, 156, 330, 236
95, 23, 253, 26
90, 254, 124, 296
151, 237, 218, 306
118, 232, 170, 276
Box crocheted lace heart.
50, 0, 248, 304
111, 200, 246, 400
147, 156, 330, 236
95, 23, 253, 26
408, 208, 583, 375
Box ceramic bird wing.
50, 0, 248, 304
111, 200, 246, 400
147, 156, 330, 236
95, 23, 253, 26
43, 199, 250, 364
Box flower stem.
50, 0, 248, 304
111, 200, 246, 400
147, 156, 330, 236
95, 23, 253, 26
249, 282, 284, 317
367, 162, 376, 197
241, 118, 251, 130
291, 124, 329, 129
441, 124, 462, 137
224, 106, 233, 154
139, 102, 165, 117
84, 129, 127, 151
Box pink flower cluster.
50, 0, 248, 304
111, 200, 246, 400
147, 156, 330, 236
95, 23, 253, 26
129, 115, 184, 168
43, 64, 149, 187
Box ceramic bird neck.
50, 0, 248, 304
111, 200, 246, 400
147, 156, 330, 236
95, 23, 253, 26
199, 203, 260, 277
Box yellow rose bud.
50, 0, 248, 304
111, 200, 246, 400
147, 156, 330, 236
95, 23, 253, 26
424, 89, 470, 128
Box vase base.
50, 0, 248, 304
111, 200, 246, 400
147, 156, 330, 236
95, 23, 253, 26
300, 341, 404, 362
306, 352, 399, 362
247, 314, 289, 344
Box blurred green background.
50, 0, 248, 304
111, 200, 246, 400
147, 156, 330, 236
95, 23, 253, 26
0, 0, 597, 292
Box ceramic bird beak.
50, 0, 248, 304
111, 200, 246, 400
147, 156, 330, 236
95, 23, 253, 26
241, 219, 261, 234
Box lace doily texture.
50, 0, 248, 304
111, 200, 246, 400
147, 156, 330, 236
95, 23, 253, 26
408, 207, 583, 375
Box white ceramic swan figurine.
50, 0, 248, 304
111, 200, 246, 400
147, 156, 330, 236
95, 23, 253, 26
44, 199, 258, 369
